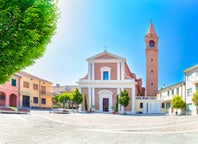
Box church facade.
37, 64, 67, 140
78, 50, 145, 114
78, 22, 160, 114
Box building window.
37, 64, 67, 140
100, 66, 111, 80
187, 74, 192, 81
41, 98, 46, 104
161, 103, 165, 109
23, 81, 29, 88
151, 83, 153, 86
140, 102, 143, 108
187, 88, 192, 96
149, 40, 155, 48
172, 89, 174, 95
103, 71, 109, 80
11, 79, 17, 87
41, 86, 46, 94
151, 70, 153, 73
196, 85, 198, 92
187, 103, 192, 111
33, 84, 38, 90
166, 103, 170, 109
176, 88, 179, 94
33, 97, 38, 104
151, 59, 153, 62
0, 95, 5, 100
167, 91, 170, 96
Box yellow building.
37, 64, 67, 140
19, 71, 52, 108
135, 96, 166, 114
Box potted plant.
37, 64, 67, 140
111, 106, 117, 114
90, 105, 95, 112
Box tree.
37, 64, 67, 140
192, 91, 198, 114
116, 94, 119, 113
58, 92, 72, 108
118, 90, 130, 114
52, 94, 59, 105
171, 95, 185, 114
0, 0, 58, 84
84, 94, 88, 111
72, 88, 83, 109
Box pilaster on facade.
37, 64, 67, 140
117, 62, 121, 80
91, 87, 95, 109
132, 86, 136, 114
121, 61, 125, 81
92, 63, 95, 81
88, 87, 91, 109
88, 63, 91, 80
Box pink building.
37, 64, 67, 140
0, 74, 20, 107
79, 50, 145, 114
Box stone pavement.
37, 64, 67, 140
0, 110, 198, 144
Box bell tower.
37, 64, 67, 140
145, 20, 159, 96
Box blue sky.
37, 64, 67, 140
24, 0, 198, 88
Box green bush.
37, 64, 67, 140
52, 105, 58, 109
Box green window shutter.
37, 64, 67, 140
11, 79, 17, 86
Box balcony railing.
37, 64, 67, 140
136, 96, 157, 100
39, 91, 52, 96
191, 77, 198, 84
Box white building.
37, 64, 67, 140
184, 64, 198, 115
157, 82, 185, 114
157, 64, 198, 115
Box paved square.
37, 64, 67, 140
0, 110, 198, 144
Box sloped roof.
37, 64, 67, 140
86, 50, 126, 61
19, 71, 53, 84
184, 64, 198, 73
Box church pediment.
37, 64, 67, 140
86, 50, 126, 61
95, 53, 118, 59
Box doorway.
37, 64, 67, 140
22, 95, 30, 107
0, 92, 6, 106
103, 98, 109, 112
9, 94, 17, 107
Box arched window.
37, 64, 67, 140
149, 40, 155, 48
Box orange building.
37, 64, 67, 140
19, 71, 52, 108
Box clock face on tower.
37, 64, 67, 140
149, 40, 155, 48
